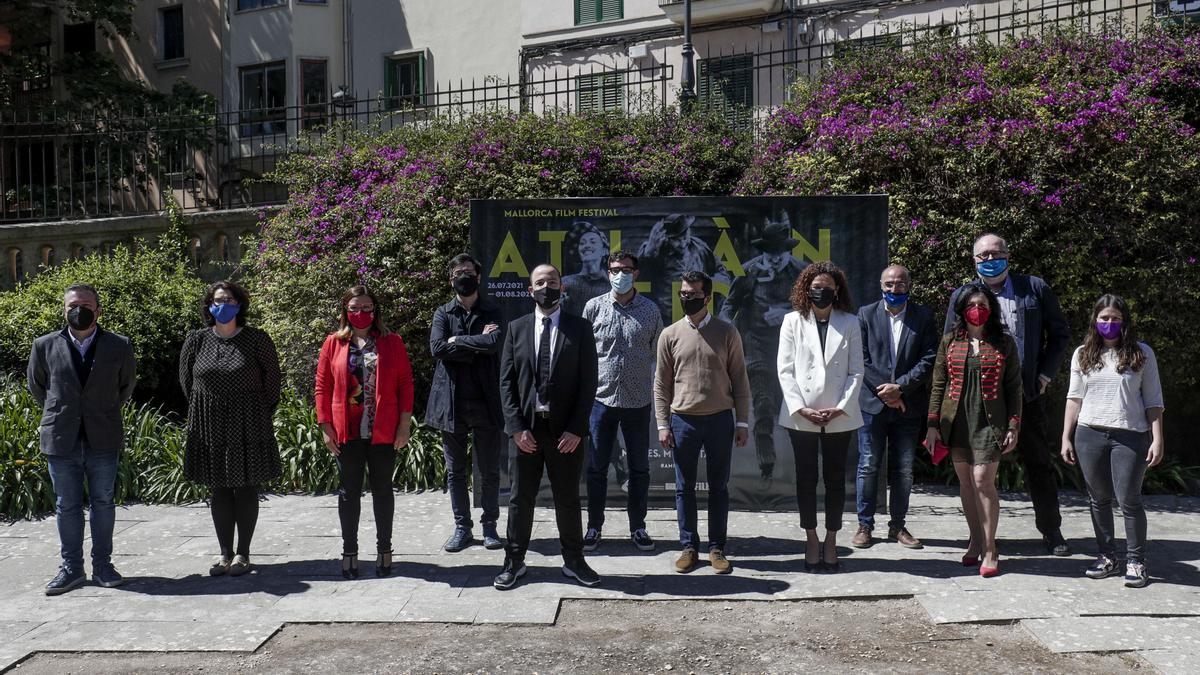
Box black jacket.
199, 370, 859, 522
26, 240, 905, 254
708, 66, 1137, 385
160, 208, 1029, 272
424, 297, 504, 431
500, 309, 598, 439
857, 300, 939, 419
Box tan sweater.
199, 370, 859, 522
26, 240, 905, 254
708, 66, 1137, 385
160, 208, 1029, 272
654, 315, 752, 427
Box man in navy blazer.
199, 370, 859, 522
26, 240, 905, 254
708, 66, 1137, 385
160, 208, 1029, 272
944, 233, 1072, 555
852, 266, 938, 549
27, 284, 136, 595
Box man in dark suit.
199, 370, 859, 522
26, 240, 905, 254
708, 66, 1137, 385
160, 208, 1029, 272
426, 253, 505, 553
944, 233, 1072, 555
852, 265, 938, 550
27, 283, 137, 595
495, 263, 600, 590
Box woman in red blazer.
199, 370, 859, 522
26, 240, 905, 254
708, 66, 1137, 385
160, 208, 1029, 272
315, 285, 414, 579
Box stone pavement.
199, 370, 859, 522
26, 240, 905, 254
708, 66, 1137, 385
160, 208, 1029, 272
1, 487, 1197, 672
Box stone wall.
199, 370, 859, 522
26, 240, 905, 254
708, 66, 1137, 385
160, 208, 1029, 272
0, 208, 271, 289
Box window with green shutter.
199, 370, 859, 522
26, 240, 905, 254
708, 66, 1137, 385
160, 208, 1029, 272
575, 0, 623, 26
576, 72, 624, 113
384, 53, 426, 110
698, 54, 754, 128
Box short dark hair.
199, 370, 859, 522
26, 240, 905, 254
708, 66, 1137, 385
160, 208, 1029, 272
448, 253, 482, 277
606, 250, 639, 269
680, 270, 712, 297
64, 283, 100, 307
201, 281, 250, 327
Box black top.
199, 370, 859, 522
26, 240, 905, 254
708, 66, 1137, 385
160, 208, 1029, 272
179, 327, 282, 487
816, 318, 829, 353
425, 297, 504, 432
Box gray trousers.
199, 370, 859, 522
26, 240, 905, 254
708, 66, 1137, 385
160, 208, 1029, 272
1074, 424, 1150, 563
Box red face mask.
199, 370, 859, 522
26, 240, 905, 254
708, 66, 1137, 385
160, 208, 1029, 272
347, 310, 374, 330
964, 305, 990, 327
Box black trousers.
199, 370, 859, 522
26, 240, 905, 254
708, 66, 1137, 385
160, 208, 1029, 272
789, 429, 853, 532
337, 439, 396, 555
210, 486, 259, 558
1016, 397, 1062, 535
504, 418, 585, 564
441, 399, 502, 530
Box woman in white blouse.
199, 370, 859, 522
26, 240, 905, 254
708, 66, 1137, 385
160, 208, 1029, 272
777, 261, 864, 572
1061, 294, 1164, 589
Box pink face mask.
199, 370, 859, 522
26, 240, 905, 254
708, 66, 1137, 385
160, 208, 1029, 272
964, 305, 990, 327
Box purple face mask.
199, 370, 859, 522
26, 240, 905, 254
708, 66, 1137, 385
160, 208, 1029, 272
1096, 320, 1122, 340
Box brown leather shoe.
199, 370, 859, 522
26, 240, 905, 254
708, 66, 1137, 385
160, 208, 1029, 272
675, 548, 698, 573
889, 527, 923, 549
851, 525, 873, 549
709, 548, 732, 574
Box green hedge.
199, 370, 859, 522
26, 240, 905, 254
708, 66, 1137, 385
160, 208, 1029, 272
0, 377, 444, 520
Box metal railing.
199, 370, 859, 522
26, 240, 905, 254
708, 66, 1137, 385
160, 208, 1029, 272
0, 0, 1192, 225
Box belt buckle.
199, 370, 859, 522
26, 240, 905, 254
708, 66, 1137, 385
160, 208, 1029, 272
535, 411, 552, 419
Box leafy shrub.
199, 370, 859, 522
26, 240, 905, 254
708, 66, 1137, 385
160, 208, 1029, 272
0, 226, 207, 408
0, 377, 53, 520
742, 26, 1200, 466
247, 110, 751, 402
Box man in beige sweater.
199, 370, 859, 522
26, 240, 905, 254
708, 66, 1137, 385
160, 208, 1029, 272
655, 271, 751, 574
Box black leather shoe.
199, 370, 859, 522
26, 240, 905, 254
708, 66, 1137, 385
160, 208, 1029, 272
482, 524, 504, 550
493, 560, 527, 590
340, 553, 359, 580
45, 567, 86, 596
1043, 530, 1071, 557
562, 559, 601, 587
376, 551, 392, 577
443, 527, 473, 552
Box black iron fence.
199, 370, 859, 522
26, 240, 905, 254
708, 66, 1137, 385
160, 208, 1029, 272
0, 0, 1193, 225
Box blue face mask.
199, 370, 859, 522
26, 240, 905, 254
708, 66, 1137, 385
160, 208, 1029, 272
210, 303, 240, 325
610, 271, 634, 294
976, 259, 1009, 279
883, 291, 908, 308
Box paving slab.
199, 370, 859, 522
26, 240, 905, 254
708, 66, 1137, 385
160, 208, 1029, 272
1022, 616, 1200, 653
1137, 648, 1200, 674
0, 487, 1196, 672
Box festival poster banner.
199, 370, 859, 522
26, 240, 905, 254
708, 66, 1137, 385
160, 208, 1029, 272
471, 196, 888, 510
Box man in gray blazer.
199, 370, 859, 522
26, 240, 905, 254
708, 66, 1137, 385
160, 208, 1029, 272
852, 265, 938, 550
27, 283, 136, 595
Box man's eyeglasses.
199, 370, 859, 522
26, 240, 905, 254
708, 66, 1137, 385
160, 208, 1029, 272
881, 281, 909, 290
974, 251, 1009, 261
608, 266, 636, 274
679, 291, 704, 300
451, 270, 477, 279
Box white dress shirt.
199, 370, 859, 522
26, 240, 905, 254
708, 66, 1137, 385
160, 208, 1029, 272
887, 306, 906, 373
70, 329, 97, 358
533, 305, 562, 412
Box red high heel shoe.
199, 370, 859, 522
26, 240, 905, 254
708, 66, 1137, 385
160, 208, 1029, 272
980, 560, 1000, 577
962, 554, 981, 566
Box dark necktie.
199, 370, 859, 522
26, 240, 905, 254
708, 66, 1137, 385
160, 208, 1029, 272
536, 316, 552, 402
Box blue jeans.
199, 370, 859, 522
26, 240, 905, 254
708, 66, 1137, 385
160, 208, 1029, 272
46, 438, 119, 572
856, 410, 921, 531
671, 410, 734, 551
587, 402, 651, 533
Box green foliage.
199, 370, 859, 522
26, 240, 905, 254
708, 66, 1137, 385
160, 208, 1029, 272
247, 110, 751, 400
0, 378, 53, 520
0, 226, 207, 405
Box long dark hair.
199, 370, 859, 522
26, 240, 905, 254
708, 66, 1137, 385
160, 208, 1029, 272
1078, 294, 1145, 374
952, 283, 1007, 350
335, 284, 390, 340
790, 261, 855, 317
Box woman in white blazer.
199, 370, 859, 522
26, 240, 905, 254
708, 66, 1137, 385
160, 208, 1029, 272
777, 261, 864, 572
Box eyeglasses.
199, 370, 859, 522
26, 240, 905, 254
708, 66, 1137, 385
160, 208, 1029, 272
881, 281, 909, 290
974, 251, 1009, 261
608, 266, 636, 274
678, 291, 704, 300
347, 306, 375, 313
451, 270, 477, 279
212, 298, 239, 305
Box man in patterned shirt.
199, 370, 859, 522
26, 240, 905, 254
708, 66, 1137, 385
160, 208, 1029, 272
582, 251, 664, 552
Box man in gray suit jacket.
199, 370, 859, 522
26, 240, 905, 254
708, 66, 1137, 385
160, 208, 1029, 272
852, 265, 938, 550
27, 283, 136, 595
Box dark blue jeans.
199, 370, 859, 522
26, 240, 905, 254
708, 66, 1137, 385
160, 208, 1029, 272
671, 410, 734, 551
587, 402, 651, 533
46, 437, 119, 573
856, 410, 922, 531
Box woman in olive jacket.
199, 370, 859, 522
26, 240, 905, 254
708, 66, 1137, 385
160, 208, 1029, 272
926, 283, 1022, 577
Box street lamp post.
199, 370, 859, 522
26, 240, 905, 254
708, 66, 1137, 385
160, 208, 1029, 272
679, 0, 697, 113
